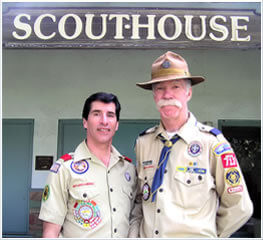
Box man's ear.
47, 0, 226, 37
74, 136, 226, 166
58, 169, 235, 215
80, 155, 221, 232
83, 118, 87, 129
187, 87, 192, 102
115, 121, 119, 131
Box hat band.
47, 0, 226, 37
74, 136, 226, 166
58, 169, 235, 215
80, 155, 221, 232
152, 68, 190, 79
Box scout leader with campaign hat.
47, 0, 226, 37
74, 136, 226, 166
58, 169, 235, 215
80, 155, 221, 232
128, 51, 253, 238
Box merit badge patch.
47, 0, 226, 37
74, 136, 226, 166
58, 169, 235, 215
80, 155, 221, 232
221, 152, 237, 168
225, 168, 241, 187
213, 142, 232, 156
125, 172, 131, 182
227, 185, 243, 194
50, 162, 61, 173
142, 183, 151, 201
188, 141, 202, 157
73, 200, 101, 229
42, 185, 50, 202
71, 160, 89, 174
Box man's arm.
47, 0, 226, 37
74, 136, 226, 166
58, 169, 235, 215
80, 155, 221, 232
42, 221, 62, 238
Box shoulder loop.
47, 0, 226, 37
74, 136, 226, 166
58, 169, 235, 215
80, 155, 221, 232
139, 125, 158, 137
210, 128, 222, 136
60, 153, 73, 162
123, 155, 132, 163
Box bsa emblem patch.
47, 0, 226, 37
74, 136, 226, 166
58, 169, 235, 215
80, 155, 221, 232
42, 185, 50, 202
73, 200, 101, 229
225, 168, 241, 187
221, 152, 238, 168
71, 160, 89, 174
142, 183, 151, 201
50, 162, 61, 173
125, 172, 131, 182
188, 141, 202, 157
213, 142, 232, 155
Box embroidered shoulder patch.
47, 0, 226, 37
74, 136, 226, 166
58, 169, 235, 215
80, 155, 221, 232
50, 162, 61, 173
42, 185, 50, 202
213, 142, 232, 156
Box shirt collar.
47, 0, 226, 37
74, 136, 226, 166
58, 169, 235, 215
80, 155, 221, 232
154, 112, 197, 144
74, 140, 123, 164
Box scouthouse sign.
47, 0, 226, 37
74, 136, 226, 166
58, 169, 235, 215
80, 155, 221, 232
2, 7, 261, 49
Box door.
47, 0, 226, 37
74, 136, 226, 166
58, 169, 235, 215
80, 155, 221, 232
2, 119, 34, 236
57, 119, 159, 164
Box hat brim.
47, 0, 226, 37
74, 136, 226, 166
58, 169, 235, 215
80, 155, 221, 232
136, 75, 205, 90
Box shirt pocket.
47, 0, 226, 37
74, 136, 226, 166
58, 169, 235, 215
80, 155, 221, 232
173, 170, 207, 209
69, 183, 100, 201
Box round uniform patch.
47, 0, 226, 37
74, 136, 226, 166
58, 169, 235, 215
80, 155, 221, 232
225, 168, 241, 187
125, 172, 131, 182
71, 160, 89, 174
188, 141, 202, 157
42, 185, 50, 202
73, 200, 101, 229
142, 183, 151, 201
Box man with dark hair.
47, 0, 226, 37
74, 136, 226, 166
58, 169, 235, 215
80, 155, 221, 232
128, 52, 253, 238
39, 92, 137, 238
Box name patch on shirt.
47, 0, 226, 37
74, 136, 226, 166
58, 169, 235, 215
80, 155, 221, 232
73, 200, 101, 229
143, 160, 154, 169
71, 160, 89, 174
221, 152, 238, 168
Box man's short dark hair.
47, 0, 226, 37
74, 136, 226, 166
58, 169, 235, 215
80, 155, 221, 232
82, 92, 121, 121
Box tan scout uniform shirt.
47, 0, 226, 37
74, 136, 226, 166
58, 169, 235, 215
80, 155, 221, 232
39, 140, 137, 238
129, 113, 253, 238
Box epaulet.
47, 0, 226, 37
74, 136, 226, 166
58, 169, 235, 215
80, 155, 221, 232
209, 128, 222, 136
123, 155, 132, 163
60, 153, 73, 162
197, 122, 222, 137
139, 125, 158, 137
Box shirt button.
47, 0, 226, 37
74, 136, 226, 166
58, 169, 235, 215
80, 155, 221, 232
113, 208, 116, 212
159, 188, 163, 192
108, 170, 110, 174
114, 228, 117, 233
83, 193, 87, 198
144, 176, 147, 181
155, 230, 159, 235
164, 169, 168, 174
187, 179, 191, 184
198, 175, 203, 181
110, 188, 113, 192
157, 209, 161, 213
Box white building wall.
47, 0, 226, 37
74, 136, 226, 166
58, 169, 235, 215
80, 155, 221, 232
2, 48, 261, 188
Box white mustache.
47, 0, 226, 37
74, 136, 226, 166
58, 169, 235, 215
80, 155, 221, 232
157, 99, 182, 109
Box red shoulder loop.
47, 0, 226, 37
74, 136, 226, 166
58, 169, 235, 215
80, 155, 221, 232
124, 155, 132, 163
60, 153, 72, 162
